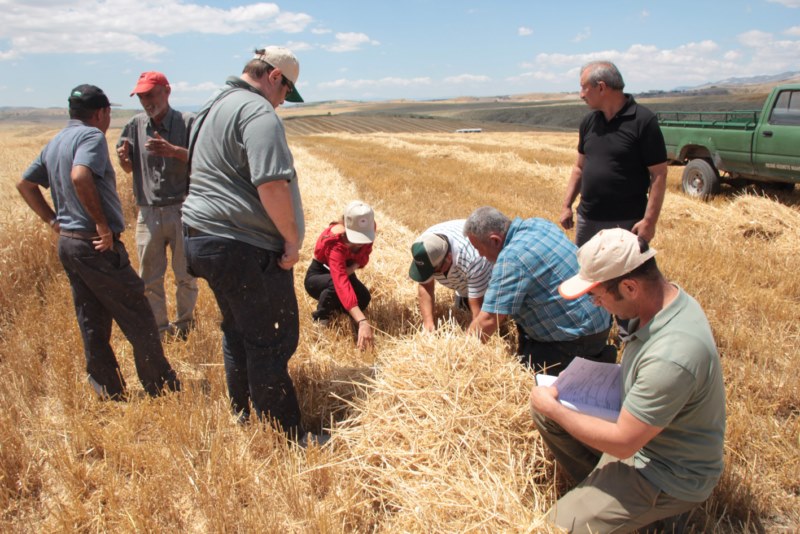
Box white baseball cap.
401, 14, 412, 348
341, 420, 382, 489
559, 228, 657, 299
253, 46, 303, 103
343, 201, 375, 244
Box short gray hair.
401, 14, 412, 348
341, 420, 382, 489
581, 61, 625, 91
464, 206, 510, 243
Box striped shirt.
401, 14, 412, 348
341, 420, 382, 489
425, 220, 492, 298
482, 217, 610, 342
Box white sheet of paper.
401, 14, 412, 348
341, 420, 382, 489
535, 357, 622, 422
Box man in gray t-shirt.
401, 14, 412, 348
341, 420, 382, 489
182, 46, 306, 437
531, 228, 725, 533
117, 71, 198, 340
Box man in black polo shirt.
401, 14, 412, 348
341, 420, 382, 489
559, 61, 668, 246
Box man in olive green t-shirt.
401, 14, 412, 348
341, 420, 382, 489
530, 228, 726, 534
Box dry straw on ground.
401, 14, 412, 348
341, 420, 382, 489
0, 124, 798, 532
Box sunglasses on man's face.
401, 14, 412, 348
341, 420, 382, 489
281, 76, 295, 93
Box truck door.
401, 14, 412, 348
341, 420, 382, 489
753, 88, 800, 184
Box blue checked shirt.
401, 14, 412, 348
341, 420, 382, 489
482, 217, 610, 342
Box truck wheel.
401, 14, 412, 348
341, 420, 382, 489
682, 159, 721, 199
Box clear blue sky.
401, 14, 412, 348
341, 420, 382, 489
1, 0, 799, 109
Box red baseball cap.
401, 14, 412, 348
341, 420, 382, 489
130, 71, 169, 96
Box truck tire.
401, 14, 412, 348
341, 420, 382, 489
682, 159, 721, 199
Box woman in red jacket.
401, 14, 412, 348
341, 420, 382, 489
304, 201, 376, 350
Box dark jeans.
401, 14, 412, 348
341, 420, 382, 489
303, 259, 371, 321
57, 236, 179, 399
517, 324, 615, 373
574, 214, 638, 247
184, 231, 301, 434
575, 215, 638, 336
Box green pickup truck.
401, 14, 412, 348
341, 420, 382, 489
657, 84, 800, 197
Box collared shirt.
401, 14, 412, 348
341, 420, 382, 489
482, 217, 610, 342
424, 219, 492, 298
182, 76, 305, 252
577, 94, 667, 221
23, 119, 124, 233
117, 107, 195, 207
621, 286, 726, 502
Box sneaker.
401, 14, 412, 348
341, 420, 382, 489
174, 324, 191, 342
312, 317, 331, 328
298, 432, 332, 449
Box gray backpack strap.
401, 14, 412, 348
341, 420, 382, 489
186, 86, 241, 190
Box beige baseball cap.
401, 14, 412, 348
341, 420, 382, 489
559, 228, 657, 299
253, 46, 303, 103
343, 201, 375, 244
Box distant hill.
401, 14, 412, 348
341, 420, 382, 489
687, 71, 800, 90
3, 71, 797, 134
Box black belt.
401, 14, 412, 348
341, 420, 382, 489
147, 201, 183, 208
183, 225, 209, 238
60, 230, 120, 241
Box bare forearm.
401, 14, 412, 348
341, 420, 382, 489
71, 166, 108, 227
418, 282, 436, 330
533, 391, 660, 460
643, 165, 668, 225
16, 180, 56, 225
171, 146, 189, 163
468, 310, 500, 342
468, 296, 483, 322
562, 166, 582, 209
258, 180, 299, 246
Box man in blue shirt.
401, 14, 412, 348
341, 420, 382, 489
465, 206, 613, 372
17, 84, 180, 400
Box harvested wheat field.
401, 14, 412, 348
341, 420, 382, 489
0, 121, 798, 533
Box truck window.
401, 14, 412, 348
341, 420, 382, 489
769, 90, 800, 125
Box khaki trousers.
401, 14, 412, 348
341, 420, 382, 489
136, 204, 198, 332
533, 412, 699, 534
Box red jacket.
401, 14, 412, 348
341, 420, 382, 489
313, 223, 373, 311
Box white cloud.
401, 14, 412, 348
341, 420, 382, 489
518, 27, 533, 36
319, 77, 431, 90
515, 33, 800, 91
443, 74, 491, 84
0, 1, 313, 60
323, 32, 380, 53
312, 28, 332, 35
171, 81, 220, 93
738, 30, 772, 47
767, 0, 800, 6
786, 26, 800, 35
506, 71, 560, 83
640, 10, 650, 18
573, 27, 591, 43
284, 40, 314, 51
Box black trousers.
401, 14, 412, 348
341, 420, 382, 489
58, 235, 179, 399
517, 324, 615, 374
304, 259, 371, 321
184, 231, 301, 434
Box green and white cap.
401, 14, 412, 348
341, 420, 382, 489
409, 233, 449, 283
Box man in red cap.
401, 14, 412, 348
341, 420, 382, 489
116, 72, 198, 341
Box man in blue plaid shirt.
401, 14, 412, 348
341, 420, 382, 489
465, 206, 614, 372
